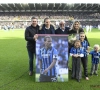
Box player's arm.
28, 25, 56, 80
47, 59, 56, 70
43, 59, 56, 74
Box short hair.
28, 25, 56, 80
44, 35, 52, 41
31, 16, 38, 20
44, 17, 50, 23
94, 44, 100, 49
59, 20, 65, 24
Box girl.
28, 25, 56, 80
70, 40, 84, 82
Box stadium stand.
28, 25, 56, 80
0, 3, 100, 29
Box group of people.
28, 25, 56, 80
0, 12, 100, 20
24, 16, 100, 82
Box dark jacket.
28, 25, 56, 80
68, 28, 90, 46
39, 24, 55, 34
55, 27, 70, 34
25, 25, 39, 53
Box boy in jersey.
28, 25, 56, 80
79, 32, 89, 80
90, 44, 100, 76
39, 35, 58, 82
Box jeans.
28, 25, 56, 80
27, 49, 35, 72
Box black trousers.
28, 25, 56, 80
81, 56, 88, 77
39, 74, 57, 82
72, 57, 82, 80
27, 49, 35, 72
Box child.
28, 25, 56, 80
90, 44, 100, 76
70, 40, 84, 82
79, 32, 89, 80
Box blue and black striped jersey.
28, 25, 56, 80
39, 47, 58, 76
81, 40, 89, 57
70, 47, 84, 55
90, 51, 100, 64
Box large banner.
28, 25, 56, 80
36, 34, 68, 82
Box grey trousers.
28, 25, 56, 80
72, 57, 82, 80
91, 63, 99, 74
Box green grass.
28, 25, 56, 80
0, 29, 100, 90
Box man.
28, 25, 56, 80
55, 20, 70, 34
39, 35, 58, 82
55, 20, 71, 71
39, 17, 55, 34
25, 16, 39, 76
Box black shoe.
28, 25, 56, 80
29, 71, 33, 76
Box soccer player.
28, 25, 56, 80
70, 40, 84, 82
98, 24, 100, 30
89, 44, 100, 76
39, 35, 58, 82
86, 25, 89, 34
79, 32, 89, 80
25, 16, 39, 76
89, 25, 92, 32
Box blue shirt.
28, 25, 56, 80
81, 40, 89, 57
70, 47, 83, 56
39, 47, 58, 76
90, 51, 100, 64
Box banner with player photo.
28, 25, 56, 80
35, 34, 68, 82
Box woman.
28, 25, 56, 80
68, 21, 90, 45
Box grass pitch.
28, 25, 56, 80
0, 29, 100, 90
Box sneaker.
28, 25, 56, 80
85, 77, 89, 80
29, 71, 33, 76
